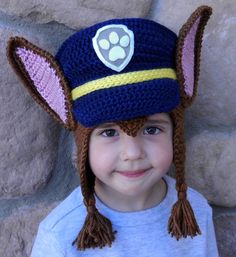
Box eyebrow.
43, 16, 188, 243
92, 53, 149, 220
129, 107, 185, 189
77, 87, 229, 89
96, 118, 171, 129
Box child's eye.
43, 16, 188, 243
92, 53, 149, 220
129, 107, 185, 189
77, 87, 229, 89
101, 129, 119, 137
143, 126, 161, 135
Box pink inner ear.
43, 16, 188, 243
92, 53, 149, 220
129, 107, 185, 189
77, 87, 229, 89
16, 47, 67, 123
182, 17, 201, 97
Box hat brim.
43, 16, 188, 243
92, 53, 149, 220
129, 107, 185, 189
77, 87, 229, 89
73, 78, 180, 127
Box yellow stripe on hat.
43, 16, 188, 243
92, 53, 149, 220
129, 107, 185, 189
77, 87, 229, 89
71, 68, 177, 101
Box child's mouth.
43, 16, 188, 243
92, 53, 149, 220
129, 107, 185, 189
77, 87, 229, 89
116, 169, 149, 178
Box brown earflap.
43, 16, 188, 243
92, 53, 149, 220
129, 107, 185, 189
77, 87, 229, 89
168, 107, 201, 240
176, 5, 212, 108
6, 37, 76, 130
73, 124, 116, 250
168, 5, 213, 240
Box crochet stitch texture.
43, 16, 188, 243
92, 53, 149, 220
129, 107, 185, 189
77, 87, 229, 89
55, 18, 180, 127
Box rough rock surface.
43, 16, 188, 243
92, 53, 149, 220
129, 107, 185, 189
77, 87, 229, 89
0, 0, 235, 256
185, 130, 236, 207
0, 0, 153, 29
0, 203, 58, 257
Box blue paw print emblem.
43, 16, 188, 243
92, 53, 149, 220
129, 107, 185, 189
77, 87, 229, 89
92, 24, 134, 72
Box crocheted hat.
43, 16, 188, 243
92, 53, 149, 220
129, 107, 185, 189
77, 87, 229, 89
55, 18, 180, 127
7, 5, 212, 251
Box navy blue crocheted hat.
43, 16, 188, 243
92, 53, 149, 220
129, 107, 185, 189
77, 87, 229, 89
55, 18, 180, 127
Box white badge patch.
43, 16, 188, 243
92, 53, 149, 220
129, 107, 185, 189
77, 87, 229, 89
92, 24, 134, 72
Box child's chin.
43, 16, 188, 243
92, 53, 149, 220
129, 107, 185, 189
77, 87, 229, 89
115, 183, 151, 198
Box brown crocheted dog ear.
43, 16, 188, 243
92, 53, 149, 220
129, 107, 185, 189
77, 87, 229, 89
176, 6, 212, 108
7, 37, 76, 131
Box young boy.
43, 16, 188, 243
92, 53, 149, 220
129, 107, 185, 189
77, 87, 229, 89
7, 5, 219, 256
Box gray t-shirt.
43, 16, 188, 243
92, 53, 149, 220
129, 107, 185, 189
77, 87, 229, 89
31, 175, 219, 257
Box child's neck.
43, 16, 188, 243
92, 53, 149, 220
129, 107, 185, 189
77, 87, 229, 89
94, 178, 167, 212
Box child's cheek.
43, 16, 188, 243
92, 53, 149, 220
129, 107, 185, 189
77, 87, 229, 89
89, 143, 117, 174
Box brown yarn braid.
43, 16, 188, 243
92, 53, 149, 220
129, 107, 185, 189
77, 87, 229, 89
168, 107, 201, 239
73, 124, 116, 250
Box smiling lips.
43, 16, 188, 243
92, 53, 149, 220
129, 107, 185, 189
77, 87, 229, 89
116, 169, 149, 178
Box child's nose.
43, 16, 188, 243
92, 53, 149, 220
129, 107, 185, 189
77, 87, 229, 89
120, 135, 145, 161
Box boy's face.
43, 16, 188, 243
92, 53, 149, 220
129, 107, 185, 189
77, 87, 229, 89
88, 113, 173, 200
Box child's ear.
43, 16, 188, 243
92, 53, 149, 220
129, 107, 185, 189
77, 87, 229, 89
176, 5, 212, 108
7, 37, 76, 131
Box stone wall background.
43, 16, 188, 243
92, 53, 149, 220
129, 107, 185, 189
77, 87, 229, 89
0, 0, 235, 256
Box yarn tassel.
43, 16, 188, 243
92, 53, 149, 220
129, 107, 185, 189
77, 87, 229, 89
168, 187, 201, 240
73, 206, 116, 250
